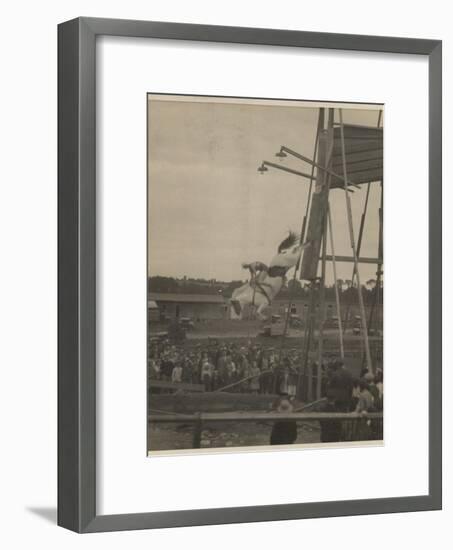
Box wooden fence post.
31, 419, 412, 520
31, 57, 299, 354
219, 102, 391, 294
192, 413, 202, 449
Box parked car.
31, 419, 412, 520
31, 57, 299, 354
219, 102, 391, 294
323, 316, 340, 329
149, 331, 169, 344
289, 314, 304, 328
352, 315, 362, 335
179, 316, 195, 330
261, 314, 287, 337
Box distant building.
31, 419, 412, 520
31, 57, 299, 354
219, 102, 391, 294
149, 292, 228, 321
148, 291, 382, 327
271, 297, 382, 327
271, 298, 338, 320
148, 300, 160, 322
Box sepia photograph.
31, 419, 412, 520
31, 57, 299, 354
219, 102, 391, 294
147, 94, 383, 454
51, 9, 441, 536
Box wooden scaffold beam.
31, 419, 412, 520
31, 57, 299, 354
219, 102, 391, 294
338, 109, 373, 373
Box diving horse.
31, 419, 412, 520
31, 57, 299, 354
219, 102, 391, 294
231, 232, 310, 320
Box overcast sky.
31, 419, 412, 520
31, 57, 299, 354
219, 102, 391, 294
148, 96, 383, 284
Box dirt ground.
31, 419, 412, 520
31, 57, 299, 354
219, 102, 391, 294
153, 318, 374, 341
148, 419, 321, 452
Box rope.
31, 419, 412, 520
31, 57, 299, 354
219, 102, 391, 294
213, 368, 273, 393
327, 205, 345, 359
298, 282, 316, 397
367, 180, 384, 336
315, 108, 335, 400
246, 271, 258, 339
342, 111, 382, 336
294, 397, 327, 412
316, 217, 328, 399
274, 108, 324, 400
338, 109, 373, 372
263, 397, 327, 414
342, 181, 370, 334
276, 109, 323, 372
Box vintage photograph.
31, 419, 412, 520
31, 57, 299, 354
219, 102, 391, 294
147, 94, 383, 454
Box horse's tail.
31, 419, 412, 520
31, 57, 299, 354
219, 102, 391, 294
230, 299, 242, 316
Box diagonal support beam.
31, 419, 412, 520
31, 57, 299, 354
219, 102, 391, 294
279, 145, 360, 188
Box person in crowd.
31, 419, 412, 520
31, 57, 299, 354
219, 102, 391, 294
318, 392, 342, 443
217, 349, 228, 387
351, 377, 361, 410
148, 357, 160, 380
259, 351, 271, 394
201, 358, 214, 392
171, 362, 183, 383
233, 355, 242, 387
211, 367, 220, 391
182, 356, 194, 384
270, 396, 298, 445
359, 366, 369, 379
355, 379, 375, 413
240, 354, 251, 393
249, 361, 261, 394
268, 350, 278, 393
326, 359, 354, 412
355, 378, 376, 440
364, 372, 379, 406
160, 353, 174, 381
287, 366, 298, 400
278, 358, 292, 395
222, 354, 233, 387
375, 368, 384, 411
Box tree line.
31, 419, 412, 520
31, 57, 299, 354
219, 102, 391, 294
148, 276, 383, 305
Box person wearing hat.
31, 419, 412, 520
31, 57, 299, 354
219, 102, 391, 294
278, 364, 290, 395
318, 392, 342, 443
354, 378, 376, 440
363, 371, 379, 405
355, 379, 375, 414
249, 361, 261, 394
375, 369, 384, 412
201, 358, 214, 392
269, 396, 298, 445
326, 359, 354, 412
171, 361, 183, 384
217, 349, 228, 388
259, 351, 270, 394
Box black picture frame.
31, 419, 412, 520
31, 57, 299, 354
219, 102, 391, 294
58, 17, 442, 533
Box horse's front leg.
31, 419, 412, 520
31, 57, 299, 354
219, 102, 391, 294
256, 302, 270, 321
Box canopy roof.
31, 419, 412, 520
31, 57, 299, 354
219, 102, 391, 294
330, 124, 383, 188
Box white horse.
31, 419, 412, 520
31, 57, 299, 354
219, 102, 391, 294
231, 232, 310, 320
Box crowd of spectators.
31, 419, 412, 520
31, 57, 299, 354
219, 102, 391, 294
316, 361, 384, 442
149, 339, 383, 410
149, 338, 384, 444
149, 339, 301, 395
268, 362, 384, 444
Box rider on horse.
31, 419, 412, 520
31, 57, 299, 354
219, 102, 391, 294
231, 232, 310, 320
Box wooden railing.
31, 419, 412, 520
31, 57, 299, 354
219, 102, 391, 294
149, 380, 205, 393
148, 411, 383, 448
